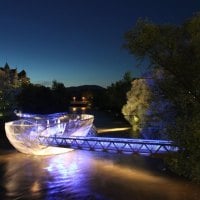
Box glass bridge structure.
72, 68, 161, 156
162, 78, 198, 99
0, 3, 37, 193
5, 112, 178, 156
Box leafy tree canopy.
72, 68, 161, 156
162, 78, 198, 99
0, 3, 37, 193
106, 71, 134, 113
124, 14, 200, 182
124, 15, 200, 103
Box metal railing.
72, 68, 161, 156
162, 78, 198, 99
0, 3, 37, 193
39, 136, 178, 155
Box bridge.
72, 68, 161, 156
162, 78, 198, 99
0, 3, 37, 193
39, 136, 178, 155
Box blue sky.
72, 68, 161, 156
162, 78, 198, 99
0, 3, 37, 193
0, 0, 199, 87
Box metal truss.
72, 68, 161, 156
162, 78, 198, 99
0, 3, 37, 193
39, 136, 178, 155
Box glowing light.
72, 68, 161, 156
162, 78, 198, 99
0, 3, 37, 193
72, 107, 77, 112
97, 127, 131, 133
31, 181, 41, 192
82, 96, 86, 101
133, 115, 139, 122
5, 113, 94, 155
81, 107, 86, 111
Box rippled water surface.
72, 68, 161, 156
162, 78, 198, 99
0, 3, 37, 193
0, 149, 200, 200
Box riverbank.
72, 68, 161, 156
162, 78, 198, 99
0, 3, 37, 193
88, 109, 132, 137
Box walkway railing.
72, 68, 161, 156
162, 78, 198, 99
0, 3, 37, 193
39, 136, 178, 155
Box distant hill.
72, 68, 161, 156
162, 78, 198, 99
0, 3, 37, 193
66, 85, 105, 91
66, 85, 106, 94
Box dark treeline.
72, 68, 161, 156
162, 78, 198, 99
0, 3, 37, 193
0, 63, 133, 117
17, 75, 133, 115
0, 65, 134, 147
104, 72, 133, 115
17, 81, 107, 114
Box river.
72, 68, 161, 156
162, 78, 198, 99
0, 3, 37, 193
1, 110, 200, 199
0, 148, 200, 200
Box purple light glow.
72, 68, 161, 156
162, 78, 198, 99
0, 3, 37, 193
39, 136, 178, 155
5, 112, 94, 155
5, 112, 178, 156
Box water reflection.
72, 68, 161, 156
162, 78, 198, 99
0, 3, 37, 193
0, 149, 200, 200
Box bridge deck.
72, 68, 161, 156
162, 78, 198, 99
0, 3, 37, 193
39, 136, 178, 155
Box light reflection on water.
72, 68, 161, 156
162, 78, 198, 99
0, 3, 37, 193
0, 149, 200, 200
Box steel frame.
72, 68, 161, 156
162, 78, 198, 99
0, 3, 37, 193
39, 136, 178, 155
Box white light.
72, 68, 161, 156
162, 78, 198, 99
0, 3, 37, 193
97, 127, 131, 133
5, 113, 94, 155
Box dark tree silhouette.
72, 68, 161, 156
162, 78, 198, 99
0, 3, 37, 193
124, 14, 200, 182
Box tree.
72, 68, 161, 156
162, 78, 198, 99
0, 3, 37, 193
124, 14, 200, 182
17, 84, 54, 114
0, 64, 30, 116
122, 78, 152, 137
106, 71, 133, 114
122, 71, 175, 139
51, 80, 70, 112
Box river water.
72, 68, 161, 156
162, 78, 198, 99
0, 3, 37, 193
1, 110, 200, 199
0, 148, 200, 200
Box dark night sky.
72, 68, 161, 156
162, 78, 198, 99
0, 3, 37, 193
0, 0, 199, 87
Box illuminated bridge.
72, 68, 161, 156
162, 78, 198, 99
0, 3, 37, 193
39, 136, 178, 155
